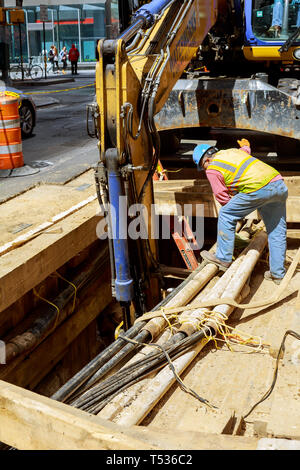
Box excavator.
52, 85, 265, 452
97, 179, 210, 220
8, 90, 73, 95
92, 0, 300, 328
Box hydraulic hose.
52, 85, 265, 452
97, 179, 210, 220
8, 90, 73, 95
120, 0, 175, 43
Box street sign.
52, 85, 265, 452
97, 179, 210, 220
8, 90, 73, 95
40, 4, 48, 22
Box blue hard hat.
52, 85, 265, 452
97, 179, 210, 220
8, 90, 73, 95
193, 144, 218, 171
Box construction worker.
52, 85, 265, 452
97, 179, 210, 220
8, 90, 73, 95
192, 139, 288, 284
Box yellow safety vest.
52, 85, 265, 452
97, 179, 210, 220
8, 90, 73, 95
207, 149, 279, 195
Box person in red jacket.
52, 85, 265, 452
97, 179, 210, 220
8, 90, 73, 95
68, 44, 79, 75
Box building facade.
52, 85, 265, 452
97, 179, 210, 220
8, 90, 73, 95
4, 0, 120, 63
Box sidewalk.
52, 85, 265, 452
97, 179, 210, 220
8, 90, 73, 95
10, 66, 95, 88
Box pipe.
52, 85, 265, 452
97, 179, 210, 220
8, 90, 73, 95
119, 0, 173, 42
106, 148, 134, 303
52, 262, 212, 403
282, 0, 290, 35
73, 328, 207, 413
60, 227, 243, 403
97, 259, 242, 420
112, 232, 267, 426
69, 258, 219, 401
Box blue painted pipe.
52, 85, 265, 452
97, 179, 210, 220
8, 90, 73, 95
106, 149, 134, 303
120, 0, 172, 42
135, 0, 173, 20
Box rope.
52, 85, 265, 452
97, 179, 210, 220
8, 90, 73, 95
33, 287, 61, 330
53, 271, 77, 313
23, 83, 95, 96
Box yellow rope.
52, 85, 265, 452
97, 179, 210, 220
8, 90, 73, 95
54, 271, 77, 313
23, 83, 95, 96
115, 321, 124, 340
33, 287, 61, 330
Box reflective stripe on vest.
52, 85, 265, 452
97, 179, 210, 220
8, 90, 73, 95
207, 149, 279, 194
229, 156, 257, 193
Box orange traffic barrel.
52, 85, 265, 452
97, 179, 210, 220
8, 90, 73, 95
0, 94, 24, 170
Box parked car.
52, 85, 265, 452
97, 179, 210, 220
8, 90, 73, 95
0, 86, 36, 138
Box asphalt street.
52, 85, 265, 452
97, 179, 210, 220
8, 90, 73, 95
0, 71, 99, 202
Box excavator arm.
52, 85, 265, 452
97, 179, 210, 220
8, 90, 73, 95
95, 0, 217, 325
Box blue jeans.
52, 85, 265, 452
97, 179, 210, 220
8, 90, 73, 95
272, 0, 300, 27
216, 179, 288, 279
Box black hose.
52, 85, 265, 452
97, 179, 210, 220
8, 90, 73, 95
73, 328, 215, 414
52, 263, 207, 403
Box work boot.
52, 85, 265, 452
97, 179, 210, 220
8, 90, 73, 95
264, 271, 282, 285
200, 251, 231, 271
267, 25, 281, 37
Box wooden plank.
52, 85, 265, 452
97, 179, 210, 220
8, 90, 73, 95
0, 379, 259, 449
0, 273, 112, 390
34, 320, 102, 397
154, 190, 300, 222
0, 379, 158, 450
0, 200, 103, 313
286, 196, 300, 223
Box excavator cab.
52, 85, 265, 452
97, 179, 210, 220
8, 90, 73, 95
244, 0, 300, 65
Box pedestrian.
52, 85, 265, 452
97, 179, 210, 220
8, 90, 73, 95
48, 45, 54, 71
59, 46, 67, 74
192, 139, 288, 284
68, 44, 79, 75
53, 45, 59, 73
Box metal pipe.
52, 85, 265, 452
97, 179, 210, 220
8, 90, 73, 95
77, 8, 82, 62
106, 148, 134, 303
282, 0, 290, 35
119, 0, 173, 43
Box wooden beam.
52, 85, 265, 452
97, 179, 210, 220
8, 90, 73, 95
0, 200, 103, 313
0, 273, 112, 390
153, 181, 300, 222
0, 379, 158, 450
0, 379, 259, 449
159, 265, 192, 279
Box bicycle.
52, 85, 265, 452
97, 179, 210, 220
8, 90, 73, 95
9, 57, 43, 81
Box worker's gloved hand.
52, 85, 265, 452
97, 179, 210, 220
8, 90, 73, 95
237, 138, 250, 148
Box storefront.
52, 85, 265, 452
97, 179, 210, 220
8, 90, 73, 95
5, 0, 120, 64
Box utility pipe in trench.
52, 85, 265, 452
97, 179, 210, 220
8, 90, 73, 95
107, 231, 267, 426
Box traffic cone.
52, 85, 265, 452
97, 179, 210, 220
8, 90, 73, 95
0, 93, 24, 170
0, 92, 39, 177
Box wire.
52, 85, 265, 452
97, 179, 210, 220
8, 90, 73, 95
117, 334, 218, 409
243, 329, 300, 420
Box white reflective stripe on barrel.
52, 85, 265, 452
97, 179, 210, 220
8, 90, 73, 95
0, 97, 18, 105
0, 118, 20, 129
0, 143, 22, 154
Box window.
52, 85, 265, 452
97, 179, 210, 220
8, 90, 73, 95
252, 0, 300, 41
9, 3, 106, 64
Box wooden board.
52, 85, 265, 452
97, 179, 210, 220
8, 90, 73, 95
0, 379, 259, 450
153, 178, 300, 222
0, 273, 112, 390
0, 200, 102, 313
